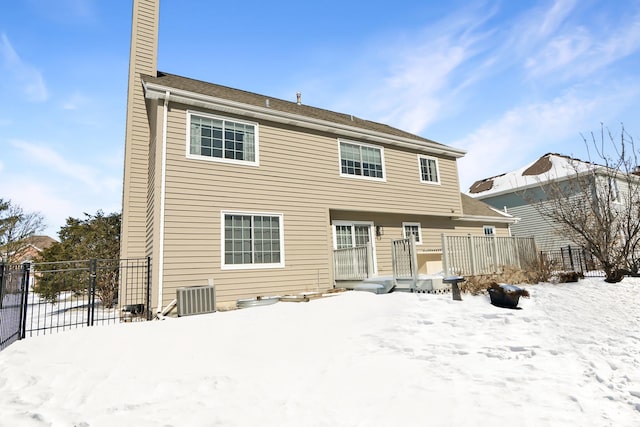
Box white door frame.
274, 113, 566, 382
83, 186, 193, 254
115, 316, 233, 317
332, 220, 378, 275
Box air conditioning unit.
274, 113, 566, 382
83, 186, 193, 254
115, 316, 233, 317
177, 285, 216, 316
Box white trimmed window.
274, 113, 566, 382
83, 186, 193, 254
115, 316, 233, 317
403, 222, 422, 244
483, 225, 496, 236
222, 212, 284, 269
339, 140, 385, 180
188, 112, 258, 166
418, 155, 440, 184
609, 178, 621, 203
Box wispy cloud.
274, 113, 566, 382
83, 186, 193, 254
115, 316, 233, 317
525, 18, 640, 78
536, 0, 577, 39
522, 2, 640, 80
62, 0, 96, 19
10, 140, 102, 192
0, 33, 49, 102
62, 92, 90, 110
27, 0, 97, 23
455, 82, 640, 191
0, 174, 74, 237
325, 4, 500, 134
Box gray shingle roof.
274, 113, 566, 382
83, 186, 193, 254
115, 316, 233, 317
460, 193, 510, 219
142, 72, 451, 149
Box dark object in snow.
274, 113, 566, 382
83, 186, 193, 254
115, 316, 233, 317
558, 271, 581, 283
444, 276, 465, 301
487, 282, 529, 309
122, 304, 145, 321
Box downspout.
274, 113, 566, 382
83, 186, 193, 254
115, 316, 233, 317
157, 90, 169, 313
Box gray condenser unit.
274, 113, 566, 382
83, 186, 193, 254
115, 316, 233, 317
176, 285, 216, 316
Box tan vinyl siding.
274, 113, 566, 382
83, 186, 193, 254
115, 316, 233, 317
145, 99, 159, 256
121, 0, 159, 260
451, 222, 511, 237
153, 103, 473, 306
169, 109, 462, 216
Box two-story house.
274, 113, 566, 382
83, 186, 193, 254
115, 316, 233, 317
121, 0, 515, 312
468, 152, 635, 252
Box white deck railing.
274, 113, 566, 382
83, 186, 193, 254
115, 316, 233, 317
391, 238, 418, 290
442, 234, 537, 276
333, 244, 373, 281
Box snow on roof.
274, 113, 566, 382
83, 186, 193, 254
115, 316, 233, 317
468, 153, 596, 198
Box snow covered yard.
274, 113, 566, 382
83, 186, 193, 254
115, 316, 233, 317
0, 278, 638, 426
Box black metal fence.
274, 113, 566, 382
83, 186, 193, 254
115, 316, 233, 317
540, 246, 604, 277
0, 257, 150, 351
0, 263, 28, 351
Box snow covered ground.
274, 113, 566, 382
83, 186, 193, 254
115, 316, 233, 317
0, 278, 638, 426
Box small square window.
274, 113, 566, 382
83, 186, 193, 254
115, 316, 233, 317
419, 155, 440, 184
483, 226, 496, 236
402, 222, 422, 244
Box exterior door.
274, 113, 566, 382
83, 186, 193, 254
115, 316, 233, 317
333, 222, 377, 274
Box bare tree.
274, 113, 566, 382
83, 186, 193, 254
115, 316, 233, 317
0, 198, 46, 263
528, 125, 640, 283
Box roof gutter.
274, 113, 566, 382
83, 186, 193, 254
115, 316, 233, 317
143, 81, 466, 159
453, 215, 518, 224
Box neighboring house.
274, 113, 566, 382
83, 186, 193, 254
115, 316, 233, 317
2, 235, 57, 264
121, 0, 516, 311
468, 152, 630, 251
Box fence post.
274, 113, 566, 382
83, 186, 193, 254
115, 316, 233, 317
0, 262, 5, 309
567, 245, 575, 271
145, 256, 152, 320
577, 248, 585, 274
441, 234, 449, 276
492, 235, 499, 273
468, 234, 477, 275
367, 242, 374, 278
410, 237, 418, 292
19, 262, 31, 340
88, 259, 97, 327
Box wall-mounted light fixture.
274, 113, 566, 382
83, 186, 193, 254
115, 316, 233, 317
376, 225, 384, 237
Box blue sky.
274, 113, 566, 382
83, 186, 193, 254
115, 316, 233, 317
1, 0, 639, 238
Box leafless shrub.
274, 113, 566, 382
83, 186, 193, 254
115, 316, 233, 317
525, 125, 640, 283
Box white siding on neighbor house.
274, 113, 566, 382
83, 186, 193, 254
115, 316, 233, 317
504, 204, 571, 251
479, 187, 580, 251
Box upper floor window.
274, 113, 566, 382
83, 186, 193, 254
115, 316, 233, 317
339, 140, 385, 180
419, 155, 440, 184
188, 112, 258, 166
403, 222, 422, 244
483, 225, 496, 236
